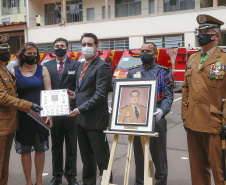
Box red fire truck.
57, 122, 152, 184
7, 53, 49, 71
113, 47, 198, 86
41, 51, 82, 65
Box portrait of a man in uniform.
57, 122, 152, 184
117, 89, 148, 124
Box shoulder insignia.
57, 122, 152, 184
158, 65, 169, 70
190, 49, 200, 57
129, 65, 140, 70
221, 48, 226, 53
121, 105, 128, 109
141, 105, 147, 108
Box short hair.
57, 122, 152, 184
213, 27, 221, 35
130, 90, 140, 97
143, 42, 157, 53
53, 37, 69, 48
17, 42, 40, 67
80, 33, 98, 45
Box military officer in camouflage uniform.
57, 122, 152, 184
118, 90, 147, 124
0, 35, 42, 185
127, 42, 174, 185
182, 14, 226, 185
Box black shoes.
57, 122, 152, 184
67, 178, 79, 185
49, 177, 62, 185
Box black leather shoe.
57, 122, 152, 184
68, 178, 79, 185
49, 177, 62, 185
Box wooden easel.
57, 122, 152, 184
101, 130, 158, 185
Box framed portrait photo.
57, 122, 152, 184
109, 78, 158, 133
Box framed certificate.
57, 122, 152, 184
40, 89, 70, 117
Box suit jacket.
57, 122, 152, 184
0, 65, 32, 136
75, 56, 112, 130
182, 47, 226, 134
118, 104, 147, 123
44, 57, 79, 109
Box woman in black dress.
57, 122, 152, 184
11, 42, 52, 185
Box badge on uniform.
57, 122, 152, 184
209, 62, 225, 80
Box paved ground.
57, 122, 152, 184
8, 87, 214, 185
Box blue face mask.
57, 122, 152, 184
0, 51, 10, 62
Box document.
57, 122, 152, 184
27, 110, 50, 130
40, 89, 70, 117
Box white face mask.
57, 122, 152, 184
82, 46, 95, 59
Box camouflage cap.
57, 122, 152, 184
196, 14, 224, 31
0, 34, 10, 50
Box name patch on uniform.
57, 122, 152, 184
68, 71, 75, 75
3, 80, 10, 83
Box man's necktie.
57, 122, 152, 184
200, 52, 208, 63
58, 61, 64, 74
134, 106, 139, 118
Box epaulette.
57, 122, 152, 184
158, 65, 169, 70
221, 48, 226, 53
121, 105, 128, 109
129, 65, 140, 70
141, 105, 147, 108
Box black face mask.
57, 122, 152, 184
24, 55, 37, 65
198, 32, 215, 46
0, 51, 10, 62
54, 47, 67, 57
141, 52, 154, 64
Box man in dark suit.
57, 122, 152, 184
44, 38, 80, 185
69, 33, 112, 185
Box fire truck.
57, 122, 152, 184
7, 53, 49, 71
77, 50, 124, 77
112, 47, 198, 86
41, 51, 82, 65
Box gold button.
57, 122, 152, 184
196, 101, 199, 104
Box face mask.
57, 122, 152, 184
0, 51, 10, 62
54, 47, 67, 57
82, 46, 95, 58
24, 55, 37, 65
198, 32, 215, 46
141, 52, 154, 64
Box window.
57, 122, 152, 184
45, 3, 61, 25
145, 34, 184, 48
66, 0, 83, 23
149, 0, 155, 14
3, 0, 7, 7
102, 6, 111, 19
8, 0, 20, 8
99, 38, 129, 50
87, 8, 95, 21
37, 44, 54, 53
2, 18, 10, 23
69, 42, 81, 52
164, 0, 195, 12
115, 0, 141, 18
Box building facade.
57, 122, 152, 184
0, 0, 226, 53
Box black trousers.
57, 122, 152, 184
77, 125, 110, 185
51, 116, 77, 180
134, 118, 168, 185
